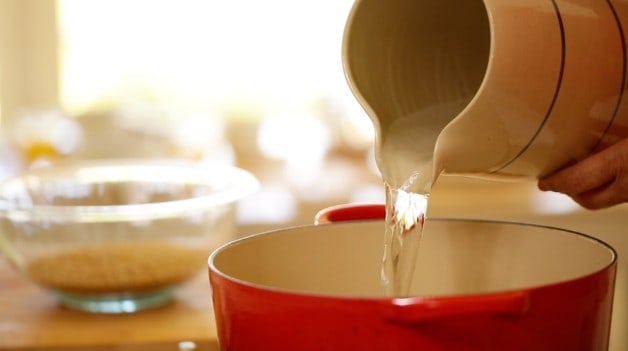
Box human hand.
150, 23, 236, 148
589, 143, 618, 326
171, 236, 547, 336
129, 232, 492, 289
538, 138, 628, 210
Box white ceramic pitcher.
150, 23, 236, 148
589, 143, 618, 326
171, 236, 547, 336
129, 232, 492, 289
343, 0, 628, 191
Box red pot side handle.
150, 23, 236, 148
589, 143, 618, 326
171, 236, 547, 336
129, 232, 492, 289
315, 203, 530, 321
314, 203, 386, 224
382, 291, 530, 323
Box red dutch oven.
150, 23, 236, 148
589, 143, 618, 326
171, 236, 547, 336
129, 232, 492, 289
208, 204, 617, 351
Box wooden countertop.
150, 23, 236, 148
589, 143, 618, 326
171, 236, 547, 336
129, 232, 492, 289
0, 221, 282, 351
0, 178, 626, 351
0, 259, 220, 351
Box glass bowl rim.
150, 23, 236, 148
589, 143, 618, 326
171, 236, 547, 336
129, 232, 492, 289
0, 158, 259, 222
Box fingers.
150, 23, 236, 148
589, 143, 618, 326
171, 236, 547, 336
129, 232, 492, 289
571, 181, 627, 210
538, 147, 616, 194
538, 138, 628, 209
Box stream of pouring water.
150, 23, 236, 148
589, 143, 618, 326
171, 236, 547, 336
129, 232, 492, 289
381, 177, 429, 297
372, 101, 458, 296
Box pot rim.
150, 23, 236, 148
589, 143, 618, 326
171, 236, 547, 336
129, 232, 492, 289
208, 218, 617, 302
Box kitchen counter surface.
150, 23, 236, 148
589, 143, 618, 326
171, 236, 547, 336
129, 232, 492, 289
0, 260, 220, 350
0, 177, 625, 350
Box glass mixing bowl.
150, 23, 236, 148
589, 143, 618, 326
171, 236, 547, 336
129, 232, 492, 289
0, 159, 258, 313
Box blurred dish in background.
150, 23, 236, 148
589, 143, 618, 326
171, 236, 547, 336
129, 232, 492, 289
0, 158, 258, 313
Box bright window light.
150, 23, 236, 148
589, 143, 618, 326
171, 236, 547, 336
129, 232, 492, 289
57, 0, 355, 115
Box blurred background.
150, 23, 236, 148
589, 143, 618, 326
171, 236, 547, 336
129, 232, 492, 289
0, 0, 606, 225
0, 1, 625, 349
0, 0, 384, 226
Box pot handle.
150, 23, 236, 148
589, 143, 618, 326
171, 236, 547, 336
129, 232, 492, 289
382, 291, 530, 323
314, 203, 386, 224
316, 204, 531, 321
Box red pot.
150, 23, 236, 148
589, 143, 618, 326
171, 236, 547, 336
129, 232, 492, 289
208, 204, 617, 351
